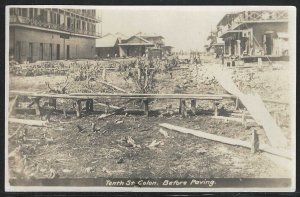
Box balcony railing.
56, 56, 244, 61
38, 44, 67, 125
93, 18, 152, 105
217, 10, 288, 36
65, 9, 101, 21
10, 15, 101, 37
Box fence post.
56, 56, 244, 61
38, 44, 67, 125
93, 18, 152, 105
75, 100, 82, 118
251, 129, 259, 154
213, 102, 219, 116
143, 99, 149, 116
191, 99, 197, 115
34, 98, 41, 116
180, 99, 187, 117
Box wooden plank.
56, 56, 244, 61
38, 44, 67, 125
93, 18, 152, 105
105, 102, 110, 114
207, 65, 288, 148
9, 118, 47, 127
8, 95, 19, 116
10, 91, 236, 100
159, 123, 291, 159
262, 99, 289, 105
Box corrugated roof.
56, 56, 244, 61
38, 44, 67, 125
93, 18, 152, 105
96, 33, 118, 47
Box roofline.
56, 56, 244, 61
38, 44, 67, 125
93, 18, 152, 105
217, 12, 241, 26
118, 43, 154, 46
121, 35, 153, 44
141, 35, 164, 39
219, 30, 243, 38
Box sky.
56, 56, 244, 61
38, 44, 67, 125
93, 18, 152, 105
97, 6, 289, 52
99, 7, 229, 51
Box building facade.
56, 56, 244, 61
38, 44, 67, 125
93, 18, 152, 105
9, 8, 101, 63
217, 10, 288, 61
96, 32, 172, 59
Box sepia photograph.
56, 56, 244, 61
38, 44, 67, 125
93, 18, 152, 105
5, 5, 296, 192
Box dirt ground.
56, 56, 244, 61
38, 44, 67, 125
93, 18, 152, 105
8, 58, 293, 180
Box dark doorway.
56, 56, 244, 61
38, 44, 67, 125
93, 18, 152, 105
127, 48, 130, 56
28, 42, 33, 62
50, 44, 53, 60
265, 34, 273, 55
40, 43, 43, 60
57, 44, 60, 60
66, 45, 70, 59
16, 41, 21, 62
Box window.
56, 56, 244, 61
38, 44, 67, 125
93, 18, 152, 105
29, 8, 33, 18
82, 21, 86, 30
34, 8, 38, 18
21, 8, 28, 17
67, 17, 71, 28
29, 43, 33, 57
77, 20, 81, 30
10, 8, 16, 16
57, 14, 60, 25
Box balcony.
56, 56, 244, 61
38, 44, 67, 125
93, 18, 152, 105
65, 9, 101, 22
217, 10, 288, 38
10, 15, 101, 38
231, 10, 288, 30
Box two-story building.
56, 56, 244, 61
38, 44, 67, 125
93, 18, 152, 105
217, 10, 289, 62
9, 8, 101, 63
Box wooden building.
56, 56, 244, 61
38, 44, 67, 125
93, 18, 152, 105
217, 10, 289, 62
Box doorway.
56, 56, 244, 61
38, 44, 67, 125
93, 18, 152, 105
39, 43, 43, 60
66, 45, 70, 59
50, 44, 53, 60
16, 41, 21, 62
57, 44, 60, 60
265, 34, 273, 55
28, 42, 33, 62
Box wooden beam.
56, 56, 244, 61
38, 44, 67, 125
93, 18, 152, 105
143, 99, 149, 116
262, 99, 289, 105
10, 91, 236, 100
9, 118, 47, 127
159, 123, 291, 159
34, 98, 41, 116
75, 100, 82, 118
89, 99, 94, 112
180, 99, 187, 117
213, 102, 219, 116
9, 95, 19, 116
235, 98, 240, 110
105, 102, 110, 114
251, 129, 259, 153
191, 99, 197, 115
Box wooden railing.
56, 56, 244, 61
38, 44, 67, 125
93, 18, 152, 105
10, 15, 101, 37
